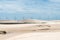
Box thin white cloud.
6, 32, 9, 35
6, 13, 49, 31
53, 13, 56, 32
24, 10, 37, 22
0, 0, 60, 14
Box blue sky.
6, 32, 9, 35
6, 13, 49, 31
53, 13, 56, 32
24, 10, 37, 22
0, 0, 60, 20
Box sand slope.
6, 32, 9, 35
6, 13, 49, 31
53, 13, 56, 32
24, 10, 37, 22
0, 19, 60, 40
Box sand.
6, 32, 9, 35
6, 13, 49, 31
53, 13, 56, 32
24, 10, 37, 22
7, 32, 60, 40
0, 20, 60, 40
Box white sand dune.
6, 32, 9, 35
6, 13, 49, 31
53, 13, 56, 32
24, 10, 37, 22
7, 32, 60, 40
0, 19, 60, 40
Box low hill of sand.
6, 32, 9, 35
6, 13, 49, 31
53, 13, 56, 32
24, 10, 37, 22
0, 19, 60, 40
0, 19, 48, 24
